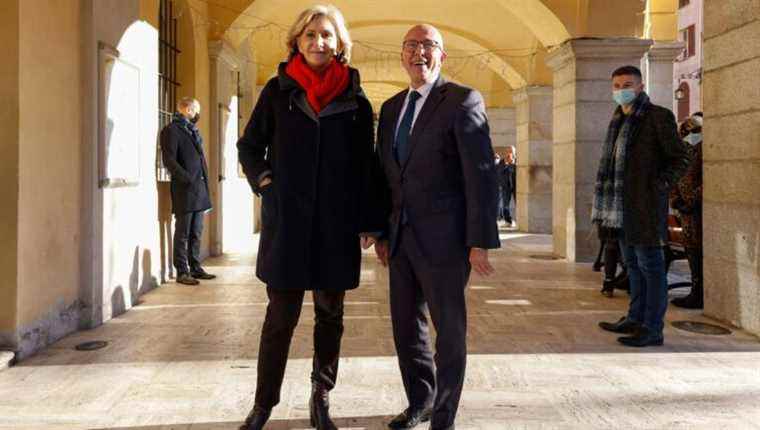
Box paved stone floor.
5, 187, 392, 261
1, 231, 759, 429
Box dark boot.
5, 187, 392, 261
310, 382, 337, 430
239, 405, 270, 430
672, 247, 703, 309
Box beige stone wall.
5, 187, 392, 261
514, 86, 553, 234
702, 0, 760, 335
0, 0, 20, 338
16, 1, 83, 338
487, 108, 517, 153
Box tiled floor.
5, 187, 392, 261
1, 231, 759, 429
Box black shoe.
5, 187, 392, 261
618, 328, 664, 347
671, 292, 703, 309
191, 268, 216, 280
310, 383, 337, 430
239, 405, 270, 430
600, 280, 615, 297
176, 273, 199, 285
388, 407, 433, 429
598, 316, 641, 334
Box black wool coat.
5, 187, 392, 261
616, 102, 689, 246
237, 64, 383, 291
160, 118, 212, 214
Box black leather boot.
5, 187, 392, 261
672, 247, 703, 309
240, 405, 270, 430
309, 382, 337, 430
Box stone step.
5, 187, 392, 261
0, 351, 14, 372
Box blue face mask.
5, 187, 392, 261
685, 133, 702, 146
613, 89, 637, 106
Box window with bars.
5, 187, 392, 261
157, 0, 181, 182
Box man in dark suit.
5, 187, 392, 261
499, 146, 517, 226
373, 24, 500, 430
160, 97, 216, 285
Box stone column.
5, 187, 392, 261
642, 41, 685, 111
208, 40, 240, 256
513, 86, 553, 233
702, 0, 760, 336
546, 38, 653, 262
487, 107, 516, 152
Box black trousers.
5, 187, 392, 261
254, 287, 345, 410
389, 227, 470, 429
501, 190, 514, 223
173, 210, 204, 274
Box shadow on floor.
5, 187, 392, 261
92, 414, 396, 429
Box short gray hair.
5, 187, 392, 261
177, 97, 199, 110
285, 5, 352, 64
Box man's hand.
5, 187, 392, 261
259, 177, 272, 188
470, 248, 494, 277
374, 240, 389, 267
360, 236, 377, 249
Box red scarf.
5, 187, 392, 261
285, 54, 350, 114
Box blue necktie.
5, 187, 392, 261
394, 91, 422, 165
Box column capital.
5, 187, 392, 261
512, 85, 553, 104
546, 37, 654, 71
209, 40, 241, 70
645, 41, 686, 62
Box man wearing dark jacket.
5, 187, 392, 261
374, 24, 500, 430
160, 97, 216, 285
499, 146, 517, 226
595, 66, 689, 347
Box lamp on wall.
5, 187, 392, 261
674, 86, 686, 100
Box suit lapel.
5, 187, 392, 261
402, 78, 447, 171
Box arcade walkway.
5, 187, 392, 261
1, 232, 759, 429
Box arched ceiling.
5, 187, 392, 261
203, 0, 652, 108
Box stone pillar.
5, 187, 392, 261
513, 86, 553, 233
208, 41, 240, 256
546, 38, 653, 262
642, 41, 684, 111
487, 107, 516, 152
702, 0, 760, 336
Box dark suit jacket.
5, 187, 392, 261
375, 77, 500, 265
160, 119, 212, 214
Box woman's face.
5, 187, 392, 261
297, 16, 339, 72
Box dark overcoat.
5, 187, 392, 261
375, 77, 500, 265
618, 101, 689, 246
237, 64, 383, 290
160, 118, 212, 214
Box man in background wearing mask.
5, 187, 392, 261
594, 66, 689, 347
160, 97, 216, 285
670, 112, 704, 309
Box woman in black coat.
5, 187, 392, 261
236, 5, 383, 430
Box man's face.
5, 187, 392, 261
611, 74, 643, 95
505, 148, 514, 164
180, 102, 200, 122
401, 25, 446, 88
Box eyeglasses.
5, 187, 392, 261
402, 40, 441, 53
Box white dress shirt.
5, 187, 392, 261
394, 80, 435, 137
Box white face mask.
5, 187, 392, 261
685, 133, 702, 146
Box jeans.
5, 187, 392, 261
619, 239, 668, 335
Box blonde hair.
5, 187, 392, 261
285, 5, 352, 64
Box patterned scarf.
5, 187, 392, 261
172, 112, 202, 146
285, 53, 349, 113
591, 91, 651, 230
